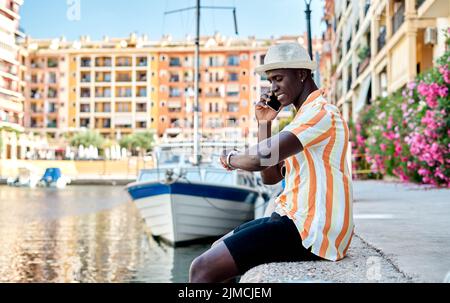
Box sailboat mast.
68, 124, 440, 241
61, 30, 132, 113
193, 0, 201, 165
164, 1, 237, 165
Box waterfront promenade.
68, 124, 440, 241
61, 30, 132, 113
0, 158, 152, 183
241, 180, 450, 283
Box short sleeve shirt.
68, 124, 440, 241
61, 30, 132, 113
274, 90, 354, 261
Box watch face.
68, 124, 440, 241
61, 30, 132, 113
267, 93, 282, 112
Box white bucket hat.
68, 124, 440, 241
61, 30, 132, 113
255, 42, 317, 75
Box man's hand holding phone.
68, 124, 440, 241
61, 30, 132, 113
255, 90, 283, 122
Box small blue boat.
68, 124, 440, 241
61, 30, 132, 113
39, 168, 71, 188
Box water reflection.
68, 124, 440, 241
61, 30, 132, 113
0, 186, 208, 282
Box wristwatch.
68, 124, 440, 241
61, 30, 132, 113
226, 150, 238, 170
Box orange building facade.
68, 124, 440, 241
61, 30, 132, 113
21, 33, 320, 143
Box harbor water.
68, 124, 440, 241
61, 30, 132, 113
0, 185, 209, 282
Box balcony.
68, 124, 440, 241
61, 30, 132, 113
169, 75, 180, 82
357, 46, 371, 76
205, 92, 222, 98
227, 103, 239, 113
47, 104, 57, 113
116, 57, 132, 67
364, 0, 370, 15
30, 62, 43, 69
80, 88, 90, 98
95, 57, 112, 67
416, 0, 426, 9
136, 71, 147, 82
169, 88, 181, 98
169, 58, 181, 67
357, 57, 370, 76
228, 73, 239, 82
346, 36, 352, 53
95, 89, 111, 98
47, 58, 58, 68
377, 27, 386, 52
225, 119, 238, 127
47, 89, 58, 99
136, 103, 147, 112
137, 57, 148, 67
30, 90, 42, 99
47, 121, 57, 128
80, 77, 91, 83
95, 104, 111, 113
392, 2, 405, 35
116, 103, 132, 113
226, 91, 239, 97
80, 105, 90, 113
136, 121, 147, 128
116, 93, 132, 98
116, 72, 132, 82
81, 58, 91, 67
416, 0, 449, 18
136, 88, 147, 98
95, 72, 111, 83
227, 56, 240, 66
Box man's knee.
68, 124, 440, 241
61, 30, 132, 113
189, 254, 211, 283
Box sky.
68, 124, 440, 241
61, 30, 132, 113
20, 0, 326, 41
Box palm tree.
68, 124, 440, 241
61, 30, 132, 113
70, 130, 105, 149
119, 131, 154, 157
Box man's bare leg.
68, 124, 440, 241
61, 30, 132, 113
189, 242, 239, 283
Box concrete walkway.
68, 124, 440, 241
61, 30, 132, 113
240, 180, 450, 283
353, 180, 450, 282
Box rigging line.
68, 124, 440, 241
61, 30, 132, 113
233, 0, 238, 36
161, 0, 169, 37
212, 0, 217, 34
180, 6, 185, 38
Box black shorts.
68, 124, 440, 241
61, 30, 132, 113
223, 212, 322, 274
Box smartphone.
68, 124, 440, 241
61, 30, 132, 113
267, 92, 282, 112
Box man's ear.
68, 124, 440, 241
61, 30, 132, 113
295, 69, 305, 82
297, 69, 308, 82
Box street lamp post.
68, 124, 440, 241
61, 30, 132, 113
304, 0, 313, 60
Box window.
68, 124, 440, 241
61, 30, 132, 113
47, 58, 58, 68
48, 72, 57, 84
81, 57, 91, 67
48, 88, 58, 98
228, 72, 239, 81
137, 57, 148, 67
169, 87, 181, 97
169, 57, 181, 67
227, 55, 240, 66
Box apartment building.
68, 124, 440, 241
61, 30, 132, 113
325, 0, 449, 123
23, 35, 154, 140
155, 34, 263, 141
23, 33, 319, 142
0, 0, 27, 159
25, 40, 69, 137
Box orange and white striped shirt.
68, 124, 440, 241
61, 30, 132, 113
274, 90, 354, 261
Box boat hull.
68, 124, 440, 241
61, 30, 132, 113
127, 182, 258, 245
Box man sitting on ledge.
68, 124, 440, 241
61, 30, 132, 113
189, 43, 354, 283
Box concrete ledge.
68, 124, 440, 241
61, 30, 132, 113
240, 234, 412, 283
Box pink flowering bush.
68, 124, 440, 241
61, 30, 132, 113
354, 28, 450, 187
350, 107, 381, 179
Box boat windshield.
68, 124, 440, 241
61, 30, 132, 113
204, 170, 234, 185
139, 171, 165, 182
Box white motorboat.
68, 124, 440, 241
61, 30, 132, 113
7, 165, 40, 188
126, 144, 270, 246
